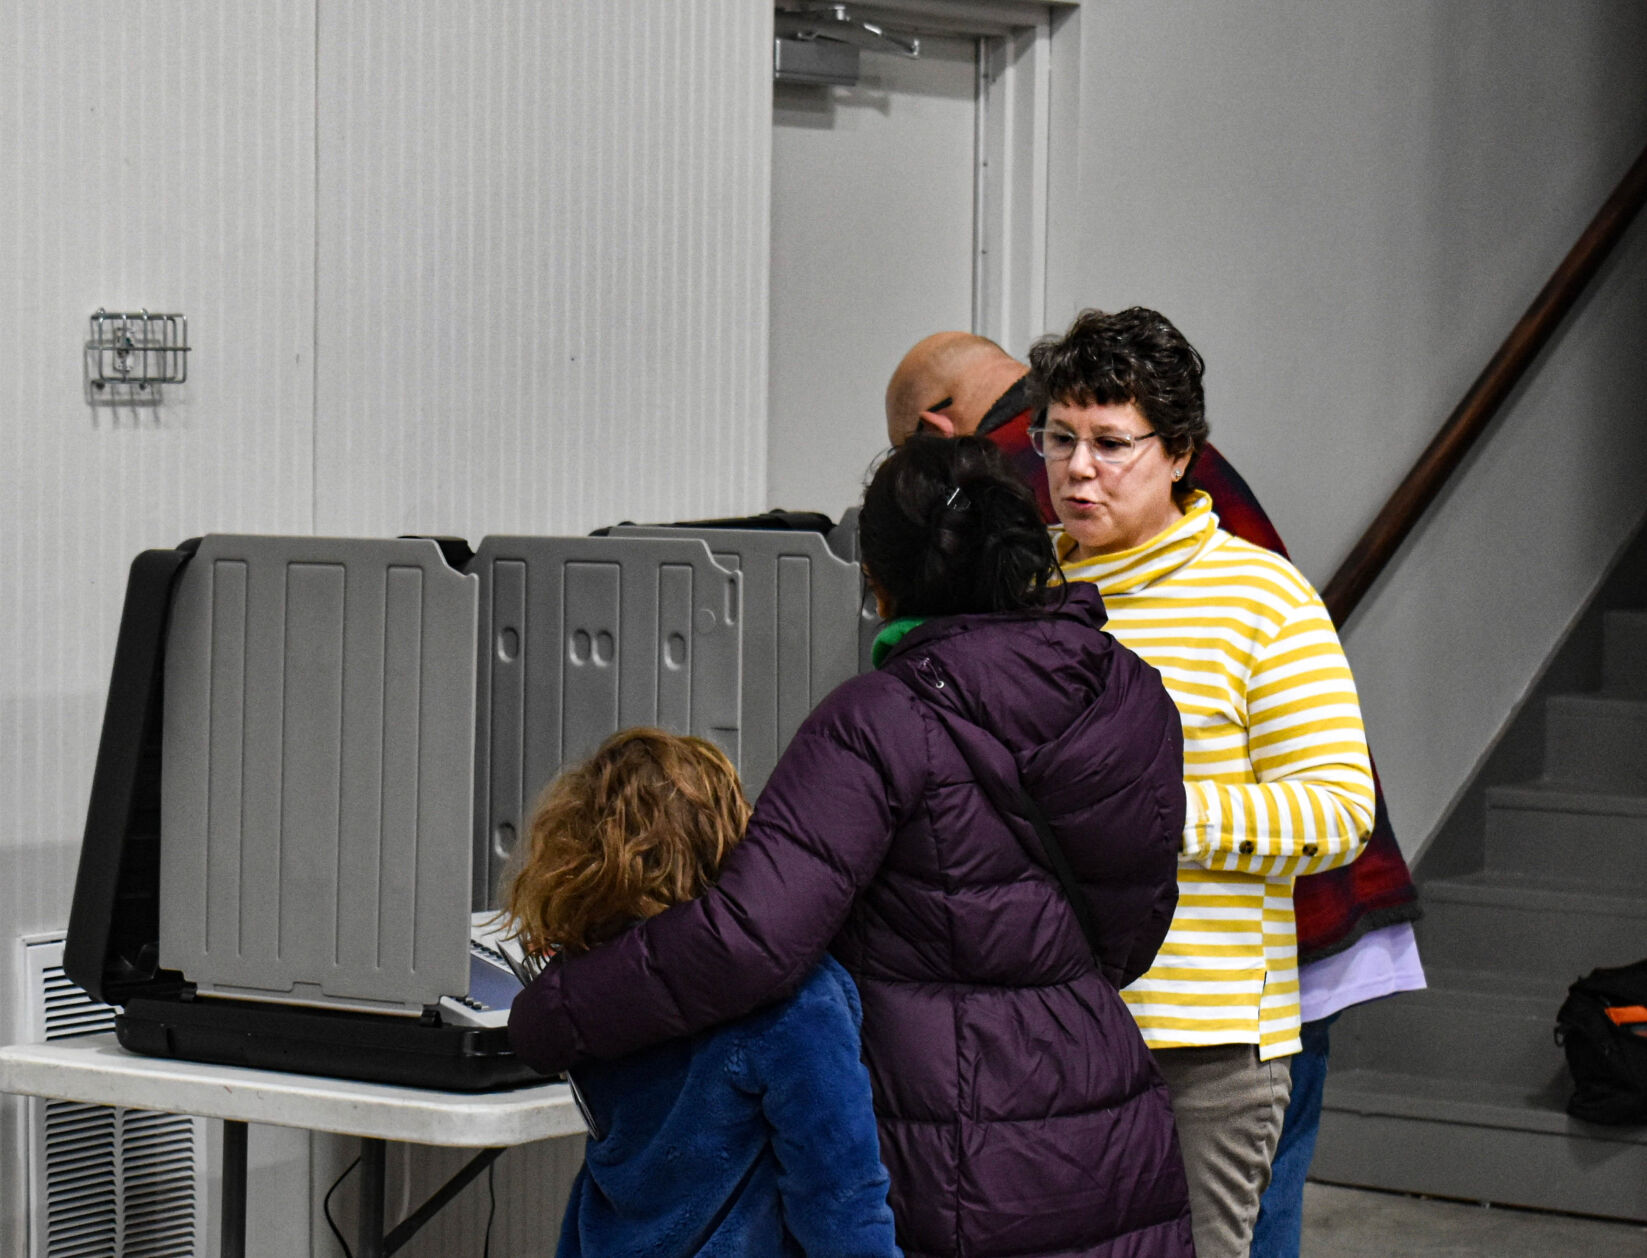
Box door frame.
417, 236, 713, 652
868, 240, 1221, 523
974, 13, 1057, 354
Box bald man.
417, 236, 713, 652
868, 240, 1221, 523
884, 332, 1034, 445
883, 326, 1423, 1258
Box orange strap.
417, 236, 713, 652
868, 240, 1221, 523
1604, 1005, 1647, 1026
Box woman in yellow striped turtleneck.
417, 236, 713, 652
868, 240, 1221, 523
1025, 308, 1374, 1258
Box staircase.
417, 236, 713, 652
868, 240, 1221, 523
1312, 608, 1647, 1222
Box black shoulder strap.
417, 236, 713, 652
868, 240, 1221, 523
893, 674, 1104, 966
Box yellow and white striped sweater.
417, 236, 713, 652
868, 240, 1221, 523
1057, 492, 1374, 1059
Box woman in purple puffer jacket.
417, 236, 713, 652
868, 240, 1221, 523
510, 436, 1194, 1258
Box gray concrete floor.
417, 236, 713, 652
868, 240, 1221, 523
1302, 1183, 1647, 1256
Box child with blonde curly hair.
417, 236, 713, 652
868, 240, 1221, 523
504, 728, 899, 1258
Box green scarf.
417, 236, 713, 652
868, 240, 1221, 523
871, 616, 927, 668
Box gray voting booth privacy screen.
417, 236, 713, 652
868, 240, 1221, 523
159, 536, 479, 1015
155, 525, 870, 1020
472, 535, 744, 913
609, 522, 865, 787
472, 525, 873, 908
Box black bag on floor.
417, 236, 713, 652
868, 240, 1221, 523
1554, 958, 1647, 1126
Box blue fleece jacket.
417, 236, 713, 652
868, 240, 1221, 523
556, 955, 900, 1258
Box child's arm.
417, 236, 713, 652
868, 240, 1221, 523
508, 674, 925, 1075
737, 959, 901, 1258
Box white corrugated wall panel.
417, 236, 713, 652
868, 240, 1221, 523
311, 6, 773, 1251
1, 6, 316, 1253
314, 2, 773, 541
6, 5, 774, 1251
0, 1, 316, 951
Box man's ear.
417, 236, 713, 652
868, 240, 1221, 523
915, 410, 958, 438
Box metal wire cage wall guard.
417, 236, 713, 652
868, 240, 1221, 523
85, 310, 189, 406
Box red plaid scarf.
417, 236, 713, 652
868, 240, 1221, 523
982, 403, 1420, 962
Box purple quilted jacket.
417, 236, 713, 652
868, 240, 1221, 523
510, 585, 1194, 1258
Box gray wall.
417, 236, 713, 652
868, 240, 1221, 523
1045, 1, 1647, 856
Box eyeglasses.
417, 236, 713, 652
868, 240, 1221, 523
1029, 426, 1160, 464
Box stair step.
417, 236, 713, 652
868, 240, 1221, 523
1317, 604, 1647, 1222
1485, 782, 1647, 884
1544, 693, 1647, 792
1330, 971, 1570, 1091
1322, 1067, 1643, 1138
1413, 873, 1647, 983
1604, 609, 1647, 697
1408, 964, 1573, 1000
1316, 1068, 1647, 1221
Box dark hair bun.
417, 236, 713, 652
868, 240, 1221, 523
859, 435, 1058, 617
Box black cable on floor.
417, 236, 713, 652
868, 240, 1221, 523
483, 1161, 497, 1257
324, 1155, 362, 1258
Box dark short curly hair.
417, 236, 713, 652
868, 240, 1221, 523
859, 435, 1059, 618
1027, 307, 1209, 499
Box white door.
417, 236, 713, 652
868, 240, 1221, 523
768, 35, 982, 517
767, 6, 1058, 518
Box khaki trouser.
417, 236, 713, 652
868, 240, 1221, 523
1152, 1043, 1292, 1258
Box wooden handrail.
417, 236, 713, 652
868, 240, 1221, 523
1322, 140, 1647, 627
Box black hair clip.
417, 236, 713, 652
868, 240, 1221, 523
943, 486, 972, 512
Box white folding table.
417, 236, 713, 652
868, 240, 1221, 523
0, 1035, 585, 1257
